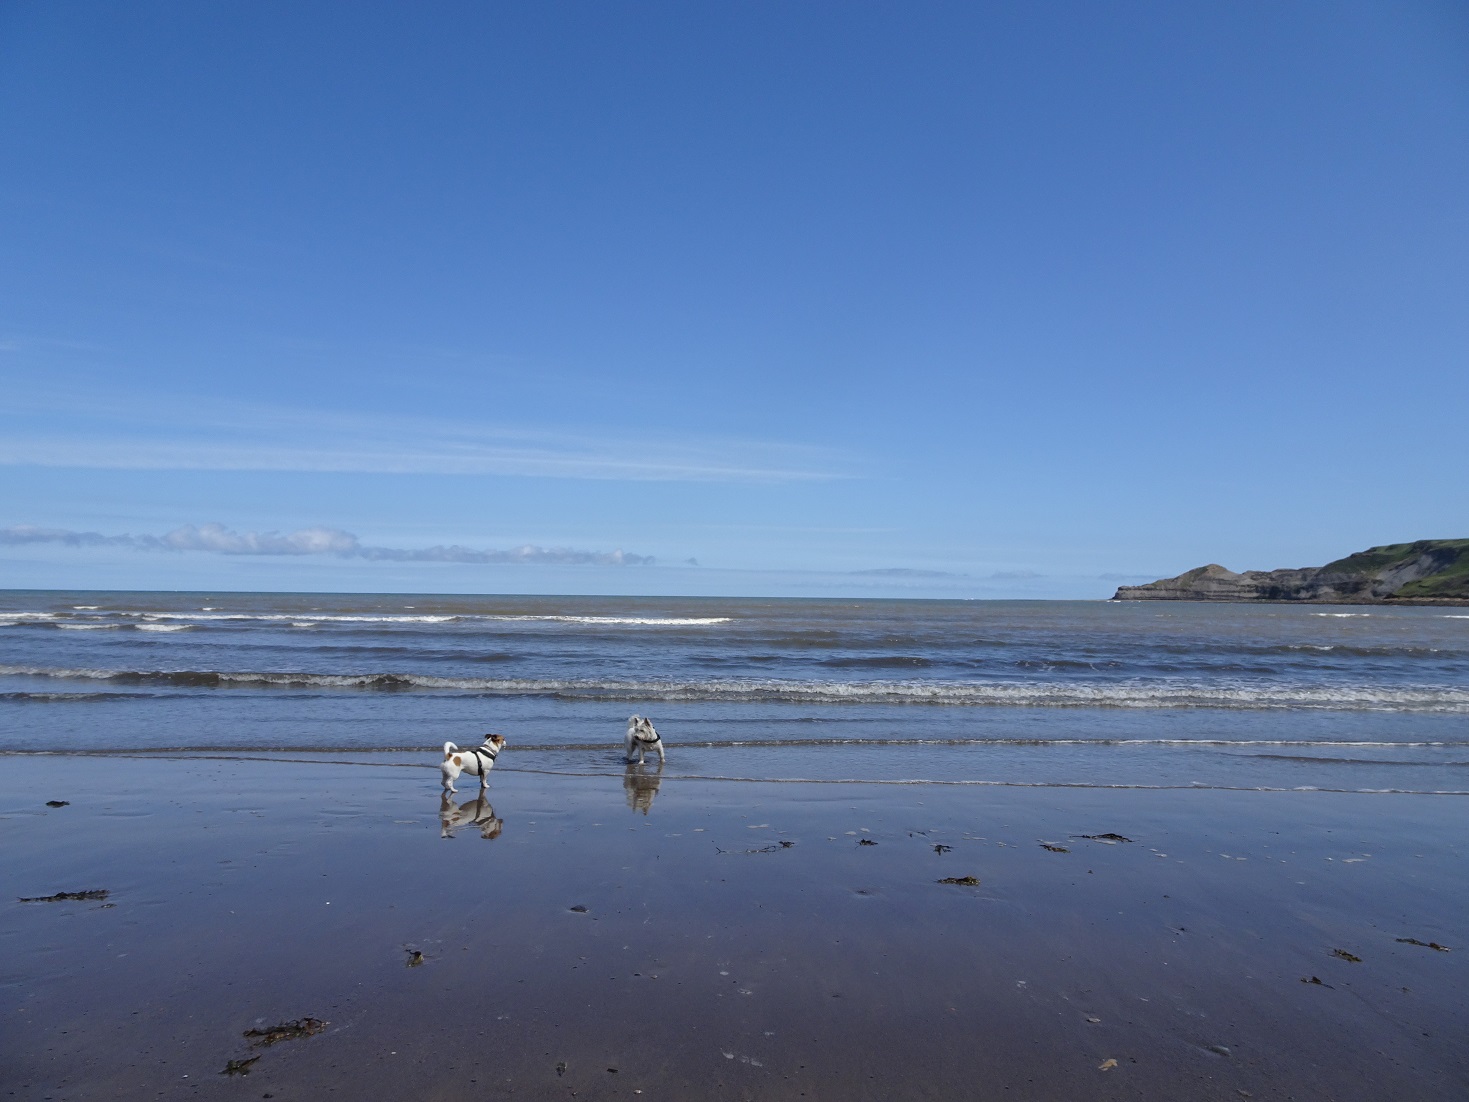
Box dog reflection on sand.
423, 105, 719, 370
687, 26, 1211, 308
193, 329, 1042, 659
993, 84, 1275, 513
440, 792, 504, 840
624, 761, 662, 815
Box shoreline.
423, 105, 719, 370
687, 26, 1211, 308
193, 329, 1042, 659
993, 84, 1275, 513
4, 756, 1466, 1099
7, 749, 1469, 797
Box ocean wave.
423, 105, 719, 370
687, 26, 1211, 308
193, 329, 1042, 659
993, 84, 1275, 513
818, 655, 936, 669
350, 737, 1469, 752
139, 611, 733, 626
2, 665, 1466, 712
1246, 752, 1469, 767
135, 623, 193, 632
136, 612, 463, 624
0, 691, 164, 703
0, 609, 732, 627
481, 614, 733, 625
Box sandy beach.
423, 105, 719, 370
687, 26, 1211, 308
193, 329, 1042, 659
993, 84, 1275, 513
3, 753, 1465, 1101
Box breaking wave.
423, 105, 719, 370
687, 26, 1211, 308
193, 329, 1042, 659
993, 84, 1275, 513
0, 609, 732, 627
2, 664, 1466, 712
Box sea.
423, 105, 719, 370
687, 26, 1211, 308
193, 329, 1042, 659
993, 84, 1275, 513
2, 590, 1467, 794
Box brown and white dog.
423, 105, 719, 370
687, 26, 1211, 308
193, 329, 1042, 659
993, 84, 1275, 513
624, 715, 665, 765
441, 734, 506, 793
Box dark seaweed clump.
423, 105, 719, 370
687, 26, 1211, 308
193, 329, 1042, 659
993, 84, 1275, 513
19, 889, 109, 903
244, 1018, 329, 1047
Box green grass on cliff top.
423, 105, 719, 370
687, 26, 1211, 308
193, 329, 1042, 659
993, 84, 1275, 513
1320, 540, 1469, 599
1396, 549, 1469, 598
1320, 539, 1469, 575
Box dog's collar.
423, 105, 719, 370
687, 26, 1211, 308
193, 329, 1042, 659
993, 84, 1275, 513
635, 732, 660, 743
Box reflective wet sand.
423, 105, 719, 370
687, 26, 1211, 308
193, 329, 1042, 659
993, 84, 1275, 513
3, 755, 1466, 1100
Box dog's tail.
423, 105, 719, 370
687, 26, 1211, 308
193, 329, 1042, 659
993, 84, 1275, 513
444, 741, 459, 759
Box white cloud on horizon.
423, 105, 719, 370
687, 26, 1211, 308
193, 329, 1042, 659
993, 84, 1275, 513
0, 524, 655, 566
849, 567, 966, 578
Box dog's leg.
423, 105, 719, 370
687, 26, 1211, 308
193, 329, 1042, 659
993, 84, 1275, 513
442, 742, 460, 793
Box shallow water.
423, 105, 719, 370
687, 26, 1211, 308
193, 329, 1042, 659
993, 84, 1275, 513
2, 590, 1466, 792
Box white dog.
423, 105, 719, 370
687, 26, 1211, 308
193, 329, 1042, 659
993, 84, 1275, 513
441, 734, 507, 793
624, 715, 665, 765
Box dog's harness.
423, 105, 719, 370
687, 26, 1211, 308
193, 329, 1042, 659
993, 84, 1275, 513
633, 730, 660, 744
468, 743, 499, 770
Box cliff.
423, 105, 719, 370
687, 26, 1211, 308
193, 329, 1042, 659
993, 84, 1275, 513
1113, 540, 1469, 605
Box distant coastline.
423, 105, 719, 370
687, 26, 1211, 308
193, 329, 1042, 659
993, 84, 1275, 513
1114, 540, 1469, 606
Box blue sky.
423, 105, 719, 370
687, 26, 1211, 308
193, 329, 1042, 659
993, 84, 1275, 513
2, 1, 1466, 597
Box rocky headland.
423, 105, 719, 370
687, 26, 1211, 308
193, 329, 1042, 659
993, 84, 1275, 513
1114, 539, 1469, 605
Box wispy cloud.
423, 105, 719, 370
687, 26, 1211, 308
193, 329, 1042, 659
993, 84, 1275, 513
0, 524, 654, 566
0, 435, 839, 482
0, 386, 847, 483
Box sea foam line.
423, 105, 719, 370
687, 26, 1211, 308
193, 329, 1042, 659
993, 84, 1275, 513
134, 611, 732, 626
0, 609, 732, 626
3, 736, 1466, 751
2, 665, 1467, 712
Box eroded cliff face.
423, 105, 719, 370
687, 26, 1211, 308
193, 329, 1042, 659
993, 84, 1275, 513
1114, 541, 1469, 604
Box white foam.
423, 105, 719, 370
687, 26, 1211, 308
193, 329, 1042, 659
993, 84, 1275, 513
95, 610, 730, 627
481, 615, 732, 625
1, 665, 1465, 713
72, 605, 100, 610
137, 612, 461, 624
57, 624, 118, 631
135, 623, 192, 632
1312, 612, 1373, 618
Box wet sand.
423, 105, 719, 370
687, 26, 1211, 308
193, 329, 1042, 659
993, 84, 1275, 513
2, 755, 1466, 1100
